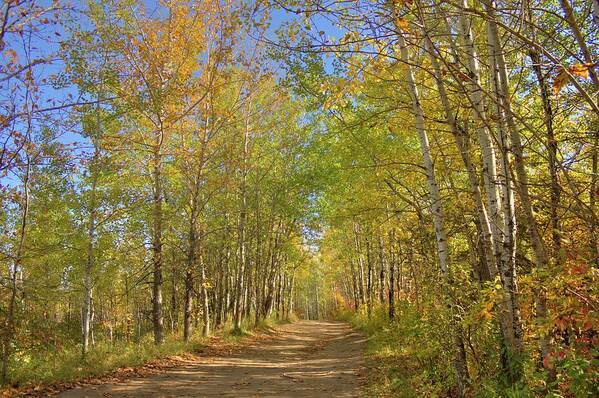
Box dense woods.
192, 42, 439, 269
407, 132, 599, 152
0, 0, 597, 397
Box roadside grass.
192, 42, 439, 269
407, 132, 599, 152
6, 315, 295, 390
339, 306, 453, 398
339, 306, 544, 398
339, 308, 420, 397
8, 333, 206, 388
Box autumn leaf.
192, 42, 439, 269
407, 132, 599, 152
542, 354, 553, 370
553, 66, 569, 95
568, 63, 593, 79
5, 49, 17, 64
456, 71, 470, 82
554, 63, 594, 95
555, 316, 568, 331
394, 17, 409, 32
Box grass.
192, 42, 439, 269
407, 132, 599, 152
5, 315, 296, 390
338, 307, 549, 398
8, 333, 206, 388
338, 312, 414, 398
339, 307, 452, 398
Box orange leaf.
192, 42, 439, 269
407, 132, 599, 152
553, 67, 569, 95
568, 63, 593, 79
457, 71, 470, 82
582, 321, 594, 331
555, 317, 568, 331
571, 263, 588, 275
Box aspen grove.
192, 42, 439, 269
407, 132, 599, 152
0, 0, 597, 397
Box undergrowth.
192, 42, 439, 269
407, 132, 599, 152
340, 305, 598, 398
9, 334, 204, 388
339, 306, 524, 398
6, 315, 295, 389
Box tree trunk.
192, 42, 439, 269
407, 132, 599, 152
557, 0, 599, 265
378, 233, 386, 304
198, 254, 210, 336
397, 33, 449, 274
352, 222, 366, 307
365, 236, 373, 318
486, 0, 542, 379
425, 24, 523, 384
397, 30, 467, 396
456, 3, 504, 274
287, 272, 295, 318
1, 159, 30, 383
82, 143, 100, 358
529, 49, 560, 258
388, 229, 396, 320
183, 268, 194, 342
234, 99, 251, 331
350, 259, 360, 310
152, 135, 164, 345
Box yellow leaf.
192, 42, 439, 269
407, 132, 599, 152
481, 309, 493, 321
395, 18, 409, 32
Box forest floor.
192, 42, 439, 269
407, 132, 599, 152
52, 320, 366, 397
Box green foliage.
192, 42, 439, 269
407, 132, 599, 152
548, 348, 599, 398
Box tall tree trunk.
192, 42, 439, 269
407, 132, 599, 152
558, 0, 599, 265
456, 2, 504, 273
353, 223, 366, 306
184, 191, 198, 342
529, 50, 561, 259
314, 281, 320, 319
397, 33, 449, 274
152, 134, 164, 345
397, 31, 467, 396
234, 99, 251, 331
388, 229, 396, 320
350, 259, 360, 310
424, 21, 525, 384
254, 201, 263, 325
1, 159, 30, 384
592, 129, 599, 266
365, 236, 373, 318
198, 253, 210, 336
378, 233, 386, 304
82, 143, 100, 357
485, 0, 544, 377
183, 267, 194, 342
286, 271, 295, 318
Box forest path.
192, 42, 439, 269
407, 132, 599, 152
57, 320, 366, 397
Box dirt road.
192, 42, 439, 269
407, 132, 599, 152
57, 320, 366, 397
